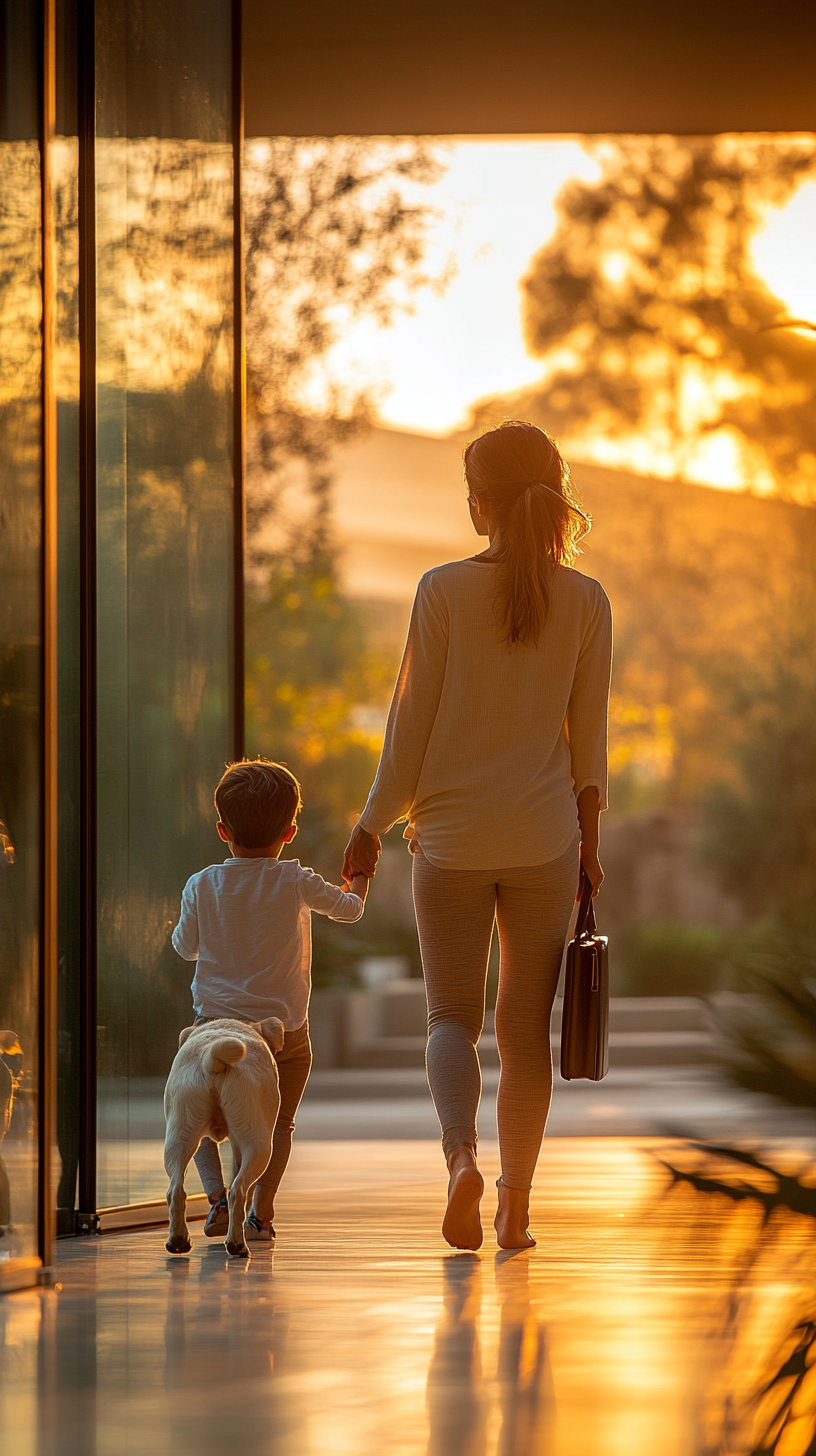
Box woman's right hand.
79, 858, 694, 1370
576, 786, 603, 899
578, 844, 604, 899
342, 823, 381, 883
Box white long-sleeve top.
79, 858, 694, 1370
171, 857, 364, 1029
359, 560, 612, 870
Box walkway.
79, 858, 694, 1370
2, 1138, 814, 1455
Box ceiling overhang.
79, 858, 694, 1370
244, 0, 816, 136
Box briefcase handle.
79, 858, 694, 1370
575, 869, 597, 940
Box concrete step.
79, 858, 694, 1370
343, 1027, 713, 1070
332, 986, 713, 1069
302, 1064, 718, 1102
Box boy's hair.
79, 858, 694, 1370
214, 759, 302, 849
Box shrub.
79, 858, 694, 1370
618, 920, 727, 996
712, 924, 816, 1109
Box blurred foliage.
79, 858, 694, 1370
702, 610, 816, 925
706, 620, 816, 1110
311, 916, 421, 991
658, 1142, 816, 1452
243, 139, 445, 982
660, 1139, 816, 1227
241, 136, 816, 992
515, 135, 816, 501
751, 1318, 816, 1456
243, 138, 443, 791
246, 540, 395, 876
243, 136, 446, 555
608, 696, 675, 789
501, 132, 816, 839
566, 464, 816, 814
713, 924, 816, 1111
619, 919, 727, 996
0, 140, 42, 1051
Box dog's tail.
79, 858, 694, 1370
202, 1037, 247, 1075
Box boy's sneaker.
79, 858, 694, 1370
245, 1212, 275, 1246
203, 1192, 229, 1238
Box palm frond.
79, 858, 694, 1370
711, 944, 816, 1110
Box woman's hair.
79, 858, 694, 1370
463, 420, 589, 647
214, 758, 302, 848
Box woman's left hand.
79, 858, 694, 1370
342, 823, 381, 883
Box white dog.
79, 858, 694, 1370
163, 1017, 284, 1258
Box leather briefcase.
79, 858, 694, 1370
560, 872, 609, 1081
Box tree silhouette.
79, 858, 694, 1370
244, 136, 445, 550
517, 135, 816, 500
243, 139, 446, 900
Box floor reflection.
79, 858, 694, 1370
0, 1030, 35, 1258
0, 1032, 22, 1235
426, 1248, 555, 1456
494, 1253, 555, 1456
2, 1139, 816, 1455
427, 1257, 486, 1456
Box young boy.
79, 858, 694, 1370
171, 758, 369, 1245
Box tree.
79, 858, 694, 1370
243, 139, 445, 879
704, 588, 816, 1111
702, 599, 816, 925
246, 544, 394, 870
243, 137, 445, 552
516, 135, 816, 501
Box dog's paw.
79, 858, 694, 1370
225, 1240, 250, 1259
165, 1234, 192, 1254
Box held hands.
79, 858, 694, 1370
343, 871, 371, 904
342, 822, 382, 884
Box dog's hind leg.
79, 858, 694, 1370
164, 1125, 201, 1254
224, 1137, 272, 1258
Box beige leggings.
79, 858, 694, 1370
412, 837, 579, 1190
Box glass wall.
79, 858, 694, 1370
54, 0, 82, 1237
93, 0, 236, 1209
0, 0, 239, 1249
0, 0, 43, 1278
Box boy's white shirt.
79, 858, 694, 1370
171, 856, 364, 1030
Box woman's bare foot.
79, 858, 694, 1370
442, 1147, 484, 1250
494, 1178, 536, 1250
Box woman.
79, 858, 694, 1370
343, 421, 612, 1251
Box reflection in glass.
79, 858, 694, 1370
93, 0, 235, 1209
0, 0, 42, 1267
53, 125, 81, 1233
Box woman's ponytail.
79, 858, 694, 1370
463, 421, 589, 647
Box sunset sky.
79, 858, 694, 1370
327, 140, 598, 436
326, 139, 816, 485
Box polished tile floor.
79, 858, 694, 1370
2, 1138, 815, 1456
95, 1066, 813, 1208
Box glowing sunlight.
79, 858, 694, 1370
327, 137, 815, 493
752, 178, 816, 326
325, 139, 599, 437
